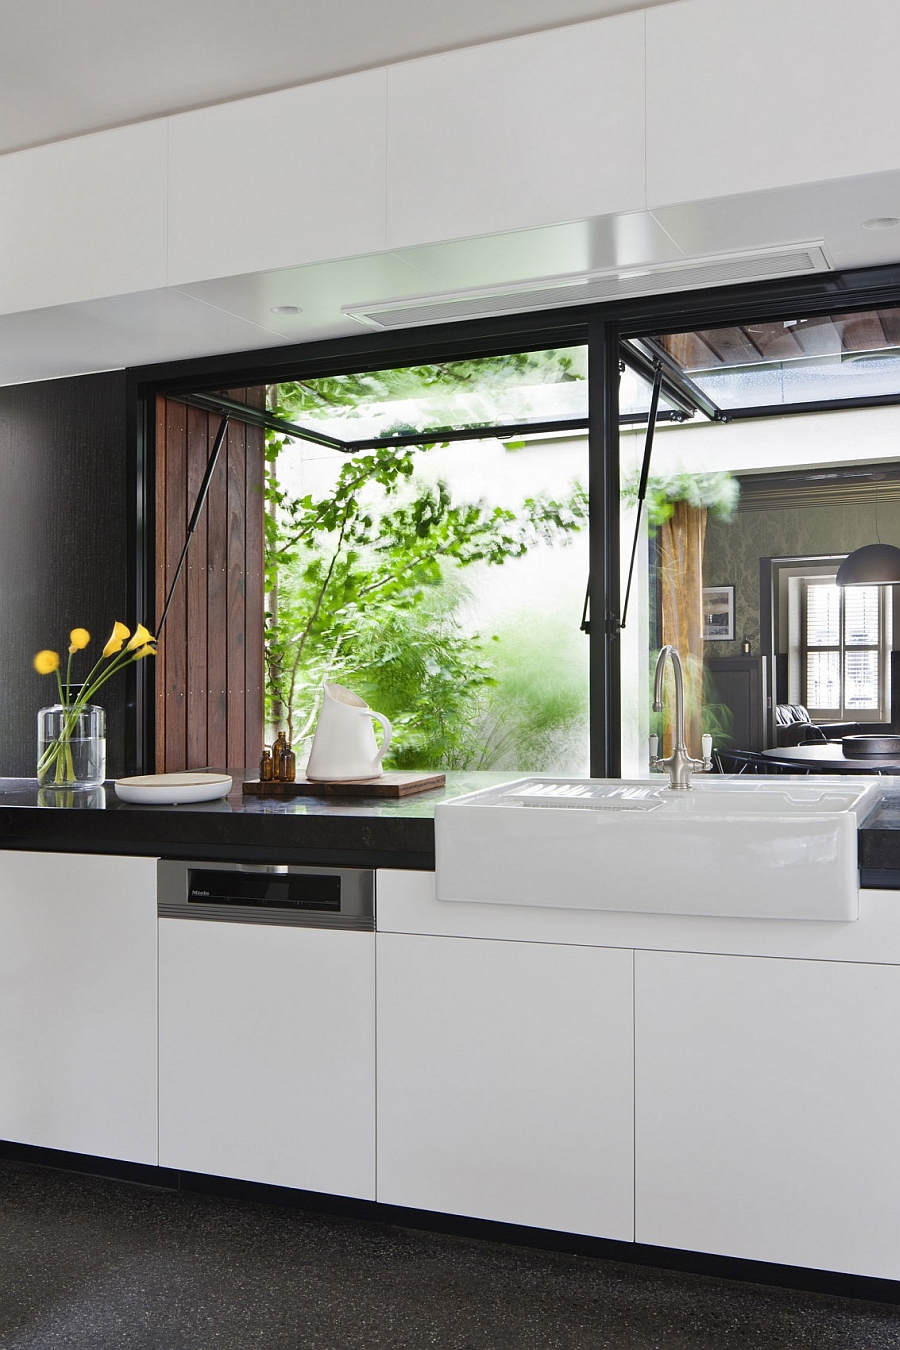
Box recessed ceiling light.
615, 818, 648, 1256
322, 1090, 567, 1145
863, 217, 900, 231
270, 304, 303, 314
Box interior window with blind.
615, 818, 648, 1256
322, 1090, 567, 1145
801, 578, 891, 721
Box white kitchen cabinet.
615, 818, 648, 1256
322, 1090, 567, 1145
635, 949, 900, 1279
167, 68, 387, 286
385, 14, 645, 249
0, 850, 158, 1164
646, 0, 900, 206
0, 120, 168, 316
158, 918, 375, 1199
376, 932, 633, 1238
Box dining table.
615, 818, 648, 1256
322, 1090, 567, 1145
761, 743, 900, 774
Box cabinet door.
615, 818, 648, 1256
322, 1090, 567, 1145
647, 0, 900, 205
635, 950, 900, 1278
377, 933, 633, 1238
159, 920, 375, 1199
385, 15, 645, 247
0, 851, 158, 1164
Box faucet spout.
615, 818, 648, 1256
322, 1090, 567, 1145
650, 645, 713, 790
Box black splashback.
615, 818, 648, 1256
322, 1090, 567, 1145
0, 372, 130, 777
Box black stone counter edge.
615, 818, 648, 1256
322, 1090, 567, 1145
860, 826, 900, 885
0, 811, 436, 870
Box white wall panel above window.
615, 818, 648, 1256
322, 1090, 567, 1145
166, 69, 388, 286
0, 121, 168, 316
385, 14, 646, 250
647, 0, 900, 207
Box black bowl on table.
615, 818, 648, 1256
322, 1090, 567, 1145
842, 734, 900, 758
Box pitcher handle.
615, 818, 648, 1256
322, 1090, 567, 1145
368, 711, 392, 766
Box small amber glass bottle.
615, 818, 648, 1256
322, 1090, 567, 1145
272, 730, 287, 780
280, 740, 296, 783
259, 748, 273, 781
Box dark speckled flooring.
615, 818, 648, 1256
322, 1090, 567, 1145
2, 1162, 900, 1350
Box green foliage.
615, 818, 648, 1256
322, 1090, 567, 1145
622, 469, 740, 527
263, 394, 589, 756
339, 602, 589, 773
473, 618, 589, 771
273, 348, 586, 434
337, 582, 499, 770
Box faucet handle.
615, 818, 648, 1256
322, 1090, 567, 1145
701, 733, 713, 771
649, 733, 659, 767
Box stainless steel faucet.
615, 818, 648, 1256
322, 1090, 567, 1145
650, 644, 713, 790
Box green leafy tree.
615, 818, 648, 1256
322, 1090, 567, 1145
264, 353, 589, 766
273, 347, 586, 432
264, 441, 587, 763
621, 468, 740, 525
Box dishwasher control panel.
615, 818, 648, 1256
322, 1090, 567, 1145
158, 860, 374, 929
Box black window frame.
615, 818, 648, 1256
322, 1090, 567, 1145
128, 260, 900, 777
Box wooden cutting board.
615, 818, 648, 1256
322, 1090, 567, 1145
242, 770, 446, 799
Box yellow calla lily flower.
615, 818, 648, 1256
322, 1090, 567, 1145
34, 649, 60, 675
102, 621, 131, 658
126, 623, 154, 652
68, 627, 90, 653
133, 643, 157, 661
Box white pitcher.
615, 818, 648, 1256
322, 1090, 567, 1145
305, 683, 393, 782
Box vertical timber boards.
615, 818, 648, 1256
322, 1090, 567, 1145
155, 390, 264, 772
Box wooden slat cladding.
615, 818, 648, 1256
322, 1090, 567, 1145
155, 389, 265, 772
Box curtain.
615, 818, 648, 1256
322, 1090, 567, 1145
658, 500, 707, 756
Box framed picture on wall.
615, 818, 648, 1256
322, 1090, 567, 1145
703, 585, 735, 641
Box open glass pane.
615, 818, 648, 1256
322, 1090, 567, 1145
276, 346, 588, 444
658, 308, 900, 411
618, 363, 697, 422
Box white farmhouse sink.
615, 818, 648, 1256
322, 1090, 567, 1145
434, 776, 883, 922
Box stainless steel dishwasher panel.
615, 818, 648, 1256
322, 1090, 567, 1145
157, 859, 374, 930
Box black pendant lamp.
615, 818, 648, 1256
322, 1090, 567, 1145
835, 542, 900, 586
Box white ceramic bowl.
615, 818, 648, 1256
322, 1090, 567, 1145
114, 772, 233, 805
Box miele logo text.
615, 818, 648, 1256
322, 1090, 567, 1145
192, 890, 210, 896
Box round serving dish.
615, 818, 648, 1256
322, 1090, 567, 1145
114, 772, 233, 804
842, 735, 900, 758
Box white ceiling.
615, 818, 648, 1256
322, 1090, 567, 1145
0, 0, 676, 155
3, 0, 900, 387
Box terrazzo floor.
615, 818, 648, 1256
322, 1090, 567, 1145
1, 1160, 900, 1349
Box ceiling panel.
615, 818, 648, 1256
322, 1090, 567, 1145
0, 289, 294, 387
175, 252, 433, 340
394, 214, 685, 293
651, 171, 900, 275
0, 0, 676, 155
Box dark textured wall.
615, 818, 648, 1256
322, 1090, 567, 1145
704, 498, 900, 659
0, 372, 130, 777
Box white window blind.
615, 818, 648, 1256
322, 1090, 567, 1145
802, 579, 887, 718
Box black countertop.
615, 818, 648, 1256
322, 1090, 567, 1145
0, 773, 517, 869
3, 773, 900, 882
858, 793, 900, 885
